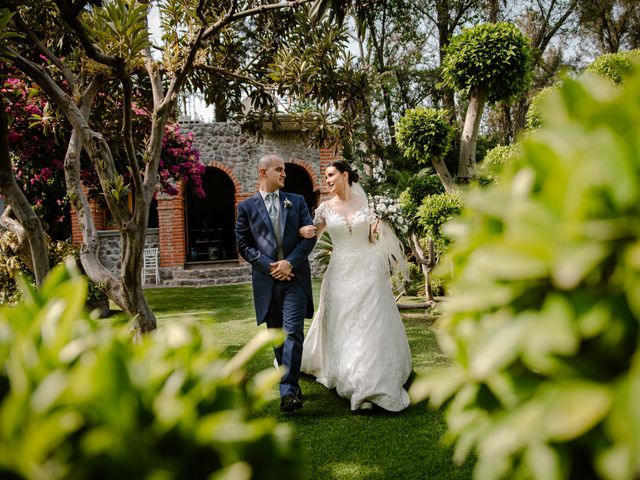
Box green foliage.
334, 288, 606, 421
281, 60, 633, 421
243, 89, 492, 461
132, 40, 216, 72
83, 0, 150, 64
411, 69, 640, 479
399, 173, 445, 229
0, 261, 298, 479
525, 85, 557, 132
0, 234, 106, 305
441, 22, 532, 103
476, 143, 520, 185
396, 107, 454, 162
586, 50, 640, 85
415, 193, 463, 241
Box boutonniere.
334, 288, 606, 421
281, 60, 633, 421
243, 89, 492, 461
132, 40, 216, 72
283, 198, 292, 209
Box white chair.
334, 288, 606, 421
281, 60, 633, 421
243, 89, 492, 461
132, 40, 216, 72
142, 247, 160, 286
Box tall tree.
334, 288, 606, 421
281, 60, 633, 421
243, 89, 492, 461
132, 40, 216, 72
441, 22, 532, 182
577, 0, 640, 54
412, 0, 481, 119
491, 0, 580, 143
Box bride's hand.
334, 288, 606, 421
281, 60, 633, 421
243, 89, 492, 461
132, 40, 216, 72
298, 225, 316, 238
371, 218, 380, 235
369, 218, 380, 244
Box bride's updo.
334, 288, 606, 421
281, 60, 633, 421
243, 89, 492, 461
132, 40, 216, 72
330, 160, 359, 185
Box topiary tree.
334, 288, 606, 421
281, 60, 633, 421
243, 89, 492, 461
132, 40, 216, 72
0, 260, 299, 479
586, 49, 640, 85
410, 66, 640, 480
396, 107, 456, 194
399, 172, 459, 305
441, 22, 532, 183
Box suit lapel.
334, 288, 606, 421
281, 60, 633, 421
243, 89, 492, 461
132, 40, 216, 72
253, 193, 276, 238
279, 192, 288, 238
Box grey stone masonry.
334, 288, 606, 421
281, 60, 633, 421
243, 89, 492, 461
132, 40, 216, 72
162, 264, 252, 287
98, 228, 159, 271
181, 121, 321, 194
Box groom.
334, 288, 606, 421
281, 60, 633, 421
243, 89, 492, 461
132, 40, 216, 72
235, 154, 316, 412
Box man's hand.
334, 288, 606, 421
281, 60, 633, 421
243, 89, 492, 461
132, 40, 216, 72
270, 260, 295, 281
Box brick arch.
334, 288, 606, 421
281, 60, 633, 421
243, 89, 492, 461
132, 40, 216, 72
206, 160, 242, 195
286, 158, 321, 192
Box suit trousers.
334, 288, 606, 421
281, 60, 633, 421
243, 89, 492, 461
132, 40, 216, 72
265, 279, 307, 398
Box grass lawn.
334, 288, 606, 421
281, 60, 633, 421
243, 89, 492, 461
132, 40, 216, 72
144, 281, 474, 480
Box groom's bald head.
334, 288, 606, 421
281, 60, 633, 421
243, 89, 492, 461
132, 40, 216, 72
257, 154, 286, 192
257, 154, 282, 172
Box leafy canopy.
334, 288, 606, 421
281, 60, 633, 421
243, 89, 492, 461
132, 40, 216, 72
395, 107, 454, 162
441, 22, 533, 102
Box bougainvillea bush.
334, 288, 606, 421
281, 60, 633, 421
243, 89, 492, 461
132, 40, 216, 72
1, 69, 70, 239
2, 68, 205, 239
411, 70, 640, 479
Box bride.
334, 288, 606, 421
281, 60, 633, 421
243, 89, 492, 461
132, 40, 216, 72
299, 160, 412, 412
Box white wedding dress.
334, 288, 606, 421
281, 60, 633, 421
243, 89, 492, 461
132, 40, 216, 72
301, 201, 412, 411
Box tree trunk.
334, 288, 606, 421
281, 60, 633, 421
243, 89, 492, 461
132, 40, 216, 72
0, 97, 49, 285
411, 234, 436, 312
457, 88, 486, 183
116, 225, 156, 332
431, 156, 457, 194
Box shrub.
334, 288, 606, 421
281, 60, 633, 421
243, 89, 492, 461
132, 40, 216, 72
395, 107, 454, 163
416, 193, 463, 242
410, 68, 640, 479
476, 143, 520, 186
0, 261, 299, 479
586, 49, 640, 85
0, 234, 106, 306
525, 85, 556, 132
440, 22, 532, 103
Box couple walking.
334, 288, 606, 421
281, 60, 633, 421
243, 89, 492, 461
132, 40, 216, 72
235, 154, 412, 413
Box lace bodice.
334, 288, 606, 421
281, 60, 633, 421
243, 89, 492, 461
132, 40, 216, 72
314, 201, 375, 254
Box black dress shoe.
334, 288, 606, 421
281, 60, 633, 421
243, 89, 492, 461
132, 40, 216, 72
280, 394, 303, 412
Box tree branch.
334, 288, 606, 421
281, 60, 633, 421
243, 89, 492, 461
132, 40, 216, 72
193, 63, 272, 89
53, 0, 121, 68
10, 10, 76, 87
0, 93, 49, 285
5, 47, 129, 226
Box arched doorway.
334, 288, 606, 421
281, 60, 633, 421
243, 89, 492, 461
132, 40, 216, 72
282, 163, 317, 215
185, 167, 237, 263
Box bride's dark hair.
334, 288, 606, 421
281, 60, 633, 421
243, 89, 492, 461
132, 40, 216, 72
330, 160, 359, 185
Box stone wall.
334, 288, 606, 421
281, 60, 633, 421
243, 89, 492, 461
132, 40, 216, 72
181, 121, 322, 195
97, 228, 159, 271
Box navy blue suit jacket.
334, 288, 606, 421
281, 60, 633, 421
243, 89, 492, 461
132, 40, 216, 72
235, 191, 316, 325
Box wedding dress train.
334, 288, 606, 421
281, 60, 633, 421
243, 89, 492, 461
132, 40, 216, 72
301, 202, 412, 412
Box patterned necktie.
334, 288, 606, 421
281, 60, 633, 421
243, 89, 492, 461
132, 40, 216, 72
266, 192, 284, 260
266, 192, 278, 224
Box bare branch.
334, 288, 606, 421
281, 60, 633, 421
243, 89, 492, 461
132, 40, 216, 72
201, 0, 312, 42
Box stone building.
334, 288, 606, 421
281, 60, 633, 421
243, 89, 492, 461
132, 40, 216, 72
71, 119, 340, 286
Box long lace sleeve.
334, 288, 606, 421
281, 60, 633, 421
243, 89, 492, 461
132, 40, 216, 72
313, 202, 327, 227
